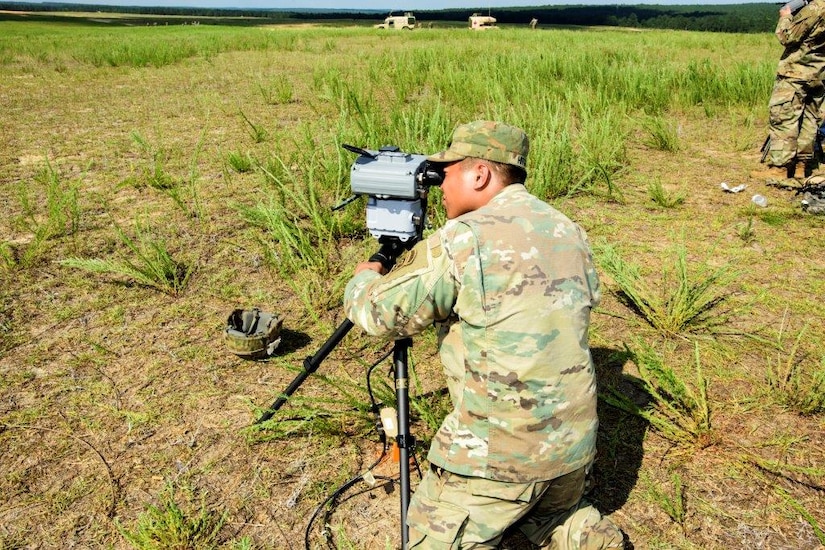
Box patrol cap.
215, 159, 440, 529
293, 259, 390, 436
427, 120, 529, 170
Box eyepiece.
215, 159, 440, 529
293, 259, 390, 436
418, 162, 444, 187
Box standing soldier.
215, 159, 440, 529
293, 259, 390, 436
530, 18, 538, 29
757, 0, 825, 182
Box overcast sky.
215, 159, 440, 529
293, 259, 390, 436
30, 0, 773, 9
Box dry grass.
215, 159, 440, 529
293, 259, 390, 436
1, 13, 824, 550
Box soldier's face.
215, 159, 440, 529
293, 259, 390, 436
440, 159, 476, 219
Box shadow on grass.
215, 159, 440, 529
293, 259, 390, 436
273, 327, 313, 356
592, 346, 649, 516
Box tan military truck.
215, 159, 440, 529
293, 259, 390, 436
469, 13, 498, 30
376, 12, 416, 30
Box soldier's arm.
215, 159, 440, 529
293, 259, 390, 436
776, 5, 823, 46
344, 230, 458, 338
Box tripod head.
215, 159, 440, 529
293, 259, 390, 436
368, 235, 419, 272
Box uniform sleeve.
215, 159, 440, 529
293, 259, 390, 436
776, 14, 796, 45
344, 231, 458, 338
776, 6, 824, 47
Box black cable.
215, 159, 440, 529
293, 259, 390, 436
302, 345, 429, 549
367, 348, 394, 445
304, 459, 386, 550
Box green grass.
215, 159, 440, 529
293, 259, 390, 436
2, 160, 81, 269
604, 341, 713, 448
226, 150, 255, 173
737, 216, 757, 243
641, 115, 682, 152
644, 471, 687, 531
648, 178, 686, 208
766, 321, 825, 415
594, 242, 740, 336
117, 483, 226, 550
257, 77, 294, 105
128, 131, 204, 216
60, 219, 194, 296
2, 16, 823, 550
238, 110, 268, 144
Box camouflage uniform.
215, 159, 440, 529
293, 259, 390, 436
344, 121, 623, 549
767, 0, 825, 168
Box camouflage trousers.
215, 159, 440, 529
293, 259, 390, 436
767, 77, 825, 168
406, 465, 624, 549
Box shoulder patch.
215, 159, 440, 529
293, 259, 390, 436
387, 240, 440, 279
394, 247, 420, 271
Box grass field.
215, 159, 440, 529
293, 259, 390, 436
1, 12, 824, 550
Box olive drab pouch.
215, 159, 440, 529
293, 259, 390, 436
225, 308, 284, 359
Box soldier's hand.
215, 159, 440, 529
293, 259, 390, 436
780, 5, 792, 17
354, 261, 387, 276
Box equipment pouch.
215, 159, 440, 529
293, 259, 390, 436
224, 308, 284, 359
406, 494, 468, 545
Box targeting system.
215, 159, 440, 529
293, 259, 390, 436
338, 144, 443, 247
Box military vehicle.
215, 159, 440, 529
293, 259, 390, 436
376, 12, 416, 30
469, 13, 498, 30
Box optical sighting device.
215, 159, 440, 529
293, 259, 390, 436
337, 144, 443, 242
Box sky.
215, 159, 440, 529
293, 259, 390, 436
30, 0, 773, 9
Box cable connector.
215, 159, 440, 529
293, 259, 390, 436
380, 407, 398, 438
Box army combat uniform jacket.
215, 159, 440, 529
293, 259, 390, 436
775, 0, 825, 82
345, 184, 601, 484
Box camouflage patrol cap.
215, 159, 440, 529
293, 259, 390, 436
427, 120, 529, 170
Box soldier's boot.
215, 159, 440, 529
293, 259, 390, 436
540, 502, 625, 550
798, 158, 818, 178
749, 164, 794, 181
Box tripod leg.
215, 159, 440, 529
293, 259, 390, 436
255, 319, 354, 424
392, 338, 414, 549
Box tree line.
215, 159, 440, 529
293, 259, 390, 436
0, 1, 782, 33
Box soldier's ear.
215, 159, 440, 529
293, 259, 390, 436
470, 161, 492, 191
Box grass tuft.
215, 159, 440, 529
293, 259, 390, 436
5, 160, 81, 269
239, 109, 268, 143
648, 178, 686, 208
233, 152, 346, 279
257, 77, 294, 105
641, 115, 682, 152
60, 220, 194, 296
645, 471, 687, 531
131, 131, 176, 191
130, 131, 202, 216
594, 242, 739, 336
603, 341, 713, 448
737, 216, 756, 243
766, 320, 825, 415
117, 483, 227, 550
226, 150, 255, 173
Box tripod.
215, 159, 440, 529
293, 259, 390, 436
256, 238, 418, 549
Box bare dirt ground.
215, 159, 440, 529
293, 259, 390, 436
1, 22, 824, 550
